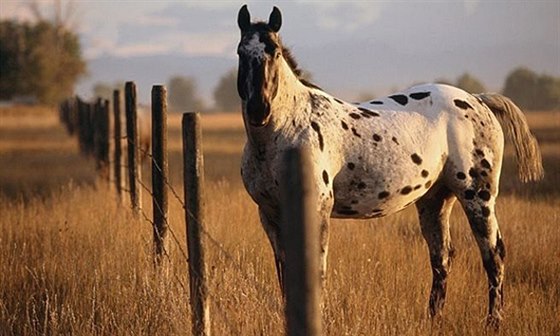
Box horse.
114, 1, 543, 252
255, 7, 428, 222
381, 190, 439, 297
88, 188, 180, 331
236, 5, 543, 327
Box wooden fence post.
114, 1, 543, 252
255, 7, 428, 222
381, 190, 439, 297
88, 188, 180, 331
151, 85, 169, 265
182, 112, 210, 336
281, 147, 322, 336
125, 81, 142, 213
113, 90, 123, 199
87, 102, 95, 157
94, 98, 110, 181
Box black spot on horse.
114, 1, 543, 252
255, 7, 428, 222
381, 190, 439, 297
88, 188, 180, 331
341, 120, 349, 130
475, 149, 484, 157
464, 189, 476, 200
373, 134, 382, 142
425, 180, 432, 188
351, 127, 361, 138
392, 137, 399, 145
481, 159, 491, 170
292, 120, 296, 127
400, 186, 413, 195
409, 91, 431, 100
456, 172, 466, 180
411, 153, 423, 165
370, 100, 384, 105
481, 171, 488, 177
357, 182, 367, 190
478, 190, 491, 201
454, 99, 473, 110
349, 113, 361, 120
310, 121, 324, 151
322, 170, 329, 185
334, 98, 344, 104
358, 107, 380, 117
389, 94, 408, 106
481, 206, 491, 217
347, 162, 355, 170
414, 184, 422, 190
469, 168, 479, 178
421, 170, 429, 178
378, 191, 390, 199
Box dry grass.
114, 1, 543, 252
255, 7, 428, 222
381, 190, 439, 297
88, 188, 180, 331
1, 106, 559, 335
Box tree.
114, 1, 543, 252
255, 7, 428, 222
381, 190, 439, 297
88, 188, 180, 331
167, 76, 204, 113
456, 73, 486, 93
535, 74, 560, 110
502, 67, 538, 110
503, 67, 560, 110
213, 69, 240, 112
0, 1, 86, 105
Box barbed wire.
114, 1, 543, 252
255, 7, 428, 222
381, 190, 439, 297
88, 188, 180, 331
61, 103, 284, 331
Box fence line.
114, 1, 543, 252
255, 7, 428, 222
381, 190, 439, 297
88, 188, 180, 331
58, 81, 290, 334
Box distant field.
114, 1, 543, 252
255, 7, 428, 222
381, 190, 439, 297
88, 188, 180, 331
0, 106, 559, 335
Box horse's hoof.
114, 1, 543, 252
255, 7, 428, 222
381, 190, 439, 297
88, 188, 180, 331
486, 313, 502, 331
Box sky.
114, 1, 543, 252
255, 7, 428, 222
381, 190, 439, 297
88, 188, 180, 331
2, 0, 559, 102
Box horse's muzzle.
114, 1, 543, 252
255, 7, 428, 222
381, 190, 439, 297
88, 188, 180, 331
246, 99, 271, 127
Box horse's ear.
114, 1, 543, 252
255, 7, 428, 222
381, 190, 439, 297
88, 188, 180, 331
238, 4, 251, 31
268, 6, 282, 32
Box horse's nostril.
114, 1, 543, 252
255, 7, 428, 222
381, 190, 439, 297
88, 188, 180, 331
246, 99, 271, 127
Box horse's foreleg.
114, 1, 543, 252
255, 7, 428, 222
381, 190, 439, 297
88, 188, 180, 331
258, 209, 286, 295
319, 215, 330, 288
415, 185, 456, 318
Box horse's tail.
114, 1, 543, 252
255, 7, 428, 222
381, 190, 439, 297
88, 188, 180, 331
476, 93, 544, 182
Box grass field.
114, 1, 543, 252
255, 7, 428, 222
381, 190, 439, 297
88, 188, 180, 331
1, 105, 559, 335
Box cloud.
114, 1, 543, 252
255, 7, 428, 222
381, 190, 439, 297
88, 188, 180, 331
312, 2, 382, 32
464, 0, 481, 16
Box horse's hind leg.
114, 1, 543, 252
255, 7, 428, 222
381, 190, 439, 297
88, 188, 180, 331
457, 193, 505, 328
415, 184, 457, 318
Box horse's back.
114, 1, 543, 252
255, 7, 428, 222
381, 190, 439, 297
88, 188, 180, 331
331, 83, 504, 218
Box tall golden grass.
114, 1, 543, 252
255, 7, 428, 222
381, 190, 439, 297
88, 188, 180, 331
1, 106, 558, 335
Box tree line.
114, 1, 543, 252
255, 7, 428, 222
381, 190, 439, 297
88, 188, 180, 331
1, 18, 558, 111
442, 69, 559, 111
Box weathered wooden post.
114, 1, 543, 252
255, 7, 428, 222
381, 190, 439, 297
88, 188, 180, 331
281, 147, 322, 336
151, 85, 169, 265
125, 81, 142, 213
94, 98, 110, 181
182, 112, 210, 336
113, 90, 123, 198
77, 98, 88, 155
85, 102, 95, 157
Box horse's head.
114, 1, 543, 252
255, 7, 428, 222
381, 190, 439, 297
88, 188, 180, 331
237, 5, 283, 127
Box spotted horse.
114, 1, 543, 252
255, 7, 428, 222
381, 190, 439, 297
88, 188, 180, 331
236, 5, 544, 327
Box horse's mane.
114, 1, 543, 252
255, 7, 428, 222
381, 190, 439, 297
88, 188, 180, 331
281, 46, 321, 90
248, 22, 321, 90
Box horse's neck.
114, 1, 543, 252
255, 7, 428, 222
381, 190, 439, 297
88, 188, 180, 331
269, 59, 312, 129
246, 58, 312, 148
